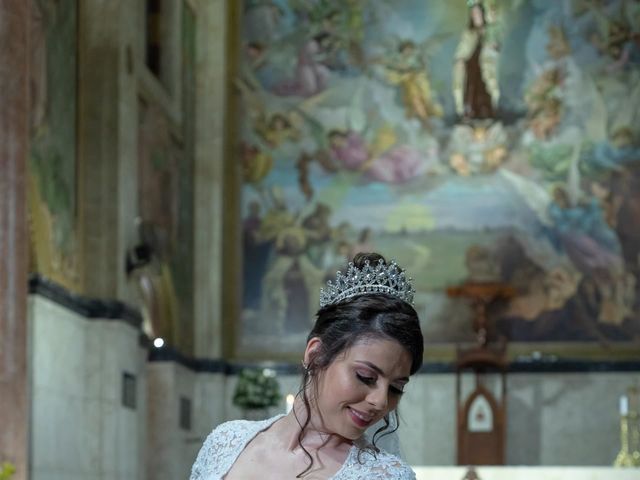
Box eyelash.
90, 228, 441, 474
356, 373, 405, 396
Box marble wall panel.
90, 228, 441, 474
401, 374, 456, 465
147, 363, 185, 480
534, 373, 628, 465
187, 372, 226, 467
413, 466, 640, 480
173, 364, 202, 477
100, 401, 141, 478
29, 295, 146, 480
398, 371, 636, 466
98, 321, 146, 404
31, 393, 94, 476
29, 296, 87, 396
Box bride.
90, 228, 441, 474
190, 252, 423, 479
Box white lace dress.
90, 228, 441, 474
189, 414, 416, 480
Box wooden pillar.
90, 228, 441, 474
0, 0, 30, 479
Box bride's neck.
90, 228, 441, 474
279, 400, 351, 453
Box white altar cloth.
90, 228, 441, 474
412, 466, 638, 480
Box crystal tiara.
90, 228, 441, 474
319, 258, 415, 308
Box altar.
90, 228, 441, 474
412, 466, 638, 480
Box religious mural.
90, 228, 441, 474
238, 0, 640, 357
28, 0, 80, 289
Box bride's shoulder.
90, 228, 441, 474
210, 418, 253, 437
206, 417, 263, 444
190, 417, 278, 479
345, 443, 416, 480
207, 414, 282, 445
371, 450, 415, 479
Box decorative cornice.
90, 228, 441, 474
146, 346, 640, 375
147, 344, 229, 373
427, 358, 640, 374
28, 273, 143, 329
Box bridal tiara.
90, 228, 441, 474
319, 258, 415, 308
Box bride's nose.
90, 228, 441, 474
366, 385, 388, 411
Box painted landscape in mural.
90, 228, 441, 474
238, 0, 640, 356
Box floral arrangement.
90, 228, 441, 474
0, 462, 15, 480
232, 368, 281, 410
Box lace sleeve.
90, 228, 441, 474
370, 458, 416, 480
189, 420, 251, 480
189, 429, 216, 480
339, 447, 416, 480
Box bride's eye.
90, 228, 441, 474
356, 373, 376, 386
390, 385, 405, 396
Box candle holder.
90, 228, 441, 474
630, 411, 640, 467
629, 387, 640, 466
614, 389, 640, 467
613, 412, 636, 467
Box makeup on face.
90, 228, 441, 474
311, 339, 412, 440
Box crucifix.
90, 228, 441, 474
447, 280, 515, 346
447, 280, 515, 465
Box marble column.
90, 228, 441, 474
193, 0, 240, 359
0, 0, 30, 479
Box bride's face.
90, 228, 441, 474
306, 337, 412, 441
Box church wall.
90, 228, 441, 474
28, 294, 147, 480
214, 370, 636, 467
23, 286, 638, 476
14, 0, 640, 477
22, 0, 237, 477
399, 372, 634, 466
138, 362, 640, 471
27, 0, 223, 357
146, 364, 225, 480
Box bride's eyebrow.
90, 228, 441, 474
354, 360, 409, 383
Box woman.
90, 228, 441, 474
190, 252, 424, 479
452, 1, 501, 120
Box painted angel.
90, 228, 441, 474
327, 126, 427, 184
500, 169, 630, 325
293, 103, 432, 198
371, 36, 447, 128
272, 31, 334, 98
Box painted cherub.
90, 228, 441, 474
235, 77, 303, 149
447, 122, 509, 175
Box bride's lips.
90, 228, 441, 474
347, 407, 374, 428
